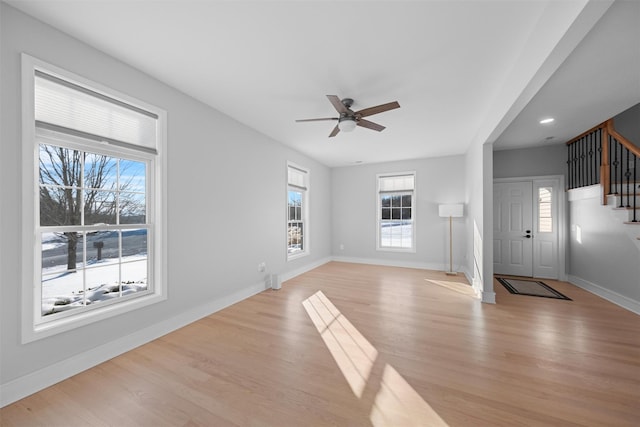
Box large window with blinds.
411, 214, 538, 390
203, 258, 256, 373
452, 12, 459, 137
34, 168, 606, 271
287, 163, 309, 259
377, 172, 416, 251
21, 54, 167, 342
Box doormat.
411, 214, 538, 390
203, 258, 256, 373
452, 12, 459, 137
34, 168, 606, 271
496, 277, 572, 300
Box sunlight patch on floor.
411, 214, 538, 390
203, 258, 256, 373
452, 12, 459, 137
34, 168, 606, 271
425, 279, 478, 297
303, 290, 449, 426
302, 290, 377, 397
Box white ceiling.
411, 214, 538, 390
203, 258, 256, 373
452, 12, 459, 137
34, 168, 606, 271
6, 0, 639, 167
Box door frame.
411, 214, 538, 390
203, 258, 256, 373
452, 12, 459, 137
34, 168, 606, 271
493, 175, 567, 281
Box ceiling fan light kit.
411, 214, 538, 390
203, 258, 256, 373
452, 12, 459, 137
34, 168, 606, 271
296, 95, 400, 137
338, 116, 357, 132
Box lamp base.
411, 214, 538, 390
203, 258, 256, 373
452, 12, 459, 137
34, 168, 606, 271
445, 271, 457, 276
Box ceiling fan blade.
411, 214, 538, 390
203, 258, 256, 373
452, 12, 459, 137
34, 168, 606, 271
357, 119, 385, 132
356, 101, 400, 118
328, 124, 340, 138
296, 117, 338, 122
327, 95, 349, 114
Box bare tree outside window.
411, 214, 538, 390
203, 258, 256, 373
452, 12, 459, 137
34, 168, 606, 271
39, 144, 146, 271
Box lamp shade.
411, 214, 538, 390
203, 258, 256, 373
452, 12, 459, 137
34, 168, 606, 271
438, 204, 464, 218
338, 117, 357, 132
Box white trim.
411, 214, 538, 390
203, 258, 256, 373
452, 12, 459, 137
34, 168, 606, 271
286, 161, 310, 261
1, 279, 269, 408
376, 170, 417, 252
331, 255, 465, 275
493, 175, 566, 281
279, 256, 332, 283
568, 274, 640, 315
20, 54, 168, 343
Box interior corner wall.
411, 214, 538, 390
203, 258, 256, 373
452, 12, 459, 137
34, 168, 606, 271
0, 3, 331, 405
330, 156, 467, 272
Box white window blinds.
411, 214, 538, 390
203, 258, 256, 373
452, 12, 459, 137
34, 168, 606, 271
288, 165, 307, 190
35, 71, 158, 152
379, 174, 415, 192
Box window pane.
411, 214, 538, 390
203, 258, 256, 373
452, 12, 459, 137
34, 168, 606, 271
391, 195, 402, 207
380, 223, 392, 247
40, 187, 82, 226
392, 208, 401, 220
119, 159, 146, 192
39, 144, 82, 187
85, 266, 122, 304
381, 208, 391, 220
288, 223, 303, 253
84, 153, 117, 190
120, 192, 146, 224
44, 231, 83, 270
538, 187, 553, 233
401, 207, 412, 220
401, 194, 412, 207
121, 259, 148, 295
381, 195, 391, 208
122, 229, 148, 258
41, 231, 86, 316
84, 190, 117, 225
86, 230, 119, 263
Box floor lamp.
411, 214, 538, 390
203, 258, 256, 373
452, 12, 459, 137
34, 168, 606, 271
438, 204, 464, 275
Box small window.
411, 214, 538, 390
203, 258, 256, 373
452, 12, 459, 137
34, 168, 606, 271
287, 163, 309, 259
377, 172, 416, 250
538, 187, 553, 233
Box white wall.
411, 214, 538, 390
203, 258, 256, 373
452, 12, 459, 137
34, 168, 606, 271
568, 188, 640, 313
0, 4, 331, 405
465, 142, 495, 303
331, 156, 467, 271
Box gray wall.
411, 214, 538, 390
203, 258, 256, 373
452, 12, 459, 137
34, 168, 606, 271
613, 102, 640, 146
1, 4, 331, 390
493, 144, 567, 179
331, 156, 467, 271
569, 191, 640, 304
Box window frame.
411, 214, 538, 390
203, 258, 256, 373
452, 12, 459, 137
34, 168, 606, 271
286, 162, 310, 261
376, 171, 417, 252
21, 54, 167, 343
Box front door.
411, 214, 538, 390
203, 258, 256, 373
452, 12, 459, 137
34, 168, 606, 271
494, 179, 560, 279
494, 181, 534, 276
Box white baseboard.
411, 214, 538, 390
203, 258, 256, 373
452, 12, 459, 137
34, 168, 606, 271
568, 275, 640, 315
1, 257, 331, 408
1, 280, 268, 408
331, 255, 446, 272
279, 256, 331, 283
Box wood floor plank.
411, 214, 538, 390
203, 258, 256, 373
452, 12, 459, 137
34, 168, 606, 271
2, 262, 639, 426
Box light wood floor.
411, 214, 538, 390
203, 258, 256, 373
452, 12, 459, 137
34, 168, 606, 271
2, 262, 639, 426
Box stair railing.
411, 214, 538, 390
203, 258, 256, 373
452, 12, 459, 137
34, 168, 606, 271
567, 119, 638, 222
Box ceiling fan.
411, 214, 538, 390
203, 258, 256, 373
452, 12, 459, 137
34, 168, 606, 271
296, 95, 400, 137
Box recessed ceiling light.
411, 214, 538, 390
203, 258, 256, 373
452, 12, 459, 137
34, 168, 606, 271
539, 118, 555, 124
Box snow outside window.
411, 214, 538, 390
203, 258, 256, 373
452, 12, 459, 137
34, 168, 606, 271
377, 172, 416, 251
22, 54, 167, 342
287, 163, 309, 259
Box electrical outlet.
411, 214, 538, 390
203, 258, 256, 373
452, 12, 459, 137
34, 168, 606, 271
340, 243, 344, 250
258, 262, 266, 272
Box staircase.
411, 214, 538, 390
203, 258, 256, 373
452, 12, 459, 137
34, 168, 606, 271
607, 184, 640, 249
567, 119, 639, 242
